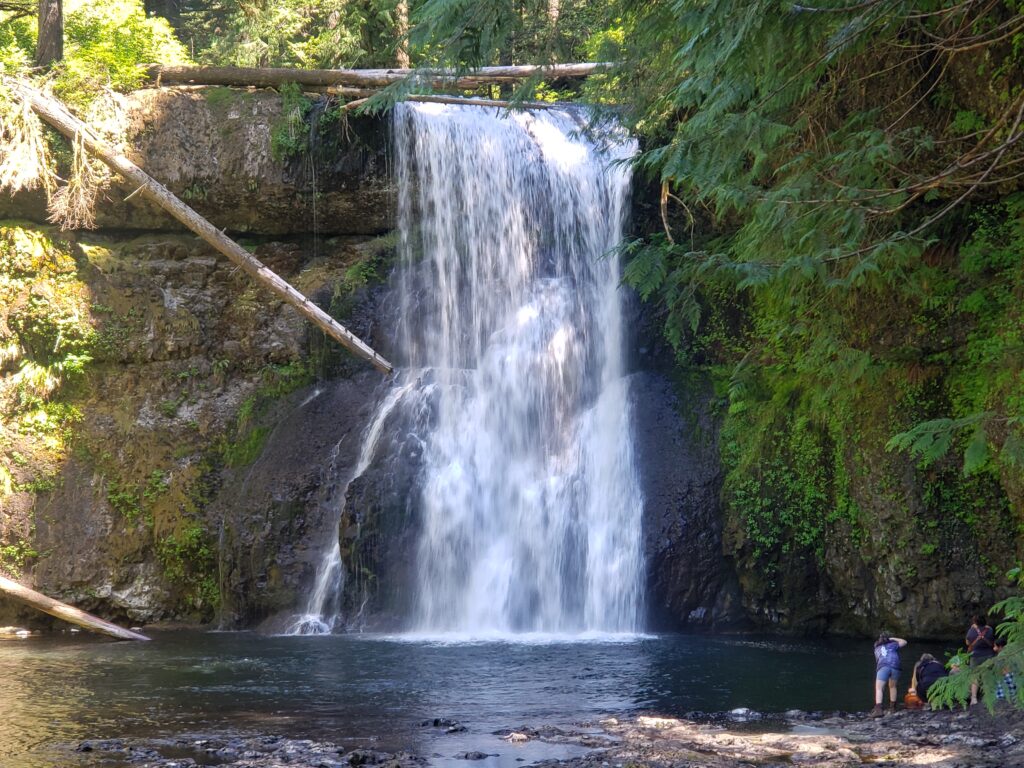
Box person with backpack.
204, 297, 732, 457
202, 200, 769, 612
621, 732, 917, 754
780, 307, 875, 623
966, 614, 996, 706
908, 653, 947, 708
871, 632, 908, 717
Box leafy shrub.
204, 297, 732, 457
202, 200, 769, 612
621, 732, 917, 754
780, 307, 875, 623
56, 0, 188, 100
0, 10, 34, 73
928, 567, 1024, 711
183, 0, 398, 69
269, 82, 313, 160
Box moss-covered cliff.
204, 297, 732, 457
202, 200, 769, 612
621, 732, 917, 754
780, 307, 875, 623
614, 3, 1024, 638
659, 195, 1024, 638
0, 88, 394, 626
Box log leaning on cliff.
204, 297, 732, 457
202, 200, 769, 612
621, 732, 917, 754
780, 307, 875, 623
146, 62, 608, 90
4, 78, 393, 374
0, 574, 151, 641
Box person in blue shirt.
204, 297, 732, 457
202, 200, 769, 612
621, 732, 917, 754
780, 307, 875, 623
871, 632, 908, 717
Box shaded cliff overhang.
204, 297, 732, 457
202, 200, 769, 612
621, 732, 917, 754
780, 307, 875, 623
0, 88, 395, 237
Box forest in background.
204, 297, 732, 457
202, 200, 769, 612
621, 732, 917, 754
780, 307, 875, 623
1, 0, 1023, 709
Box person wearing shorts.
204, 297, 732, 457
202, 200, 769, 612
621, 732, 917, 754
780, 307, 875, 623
966, 614, 996, 705
871, 632, 908, 716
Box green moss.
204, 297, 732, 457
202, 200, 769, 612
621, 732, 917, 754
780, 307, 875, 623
106, 479, 145, 525
222, 425, 271, 468
258, 360, 314, 400
91, 308, 144, 361
156, 518, 219, 611
721, 411, 837, 565
325, 234, 397, 329
0, 539, 38, 576
158, 398, 181, 418
270, 83, 314, 161
181, 182, 209, 202
0, 225, 97, 418
214, 360, 318, 471
143, 469, 170, 502
15, 473, 58, 493
202, 86, 238, 110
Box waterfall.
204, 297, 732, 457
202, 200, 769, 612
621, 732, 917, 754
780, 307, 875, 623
395, 103, 643, 635
286, 380, 417, 635
290, 102, 642, 637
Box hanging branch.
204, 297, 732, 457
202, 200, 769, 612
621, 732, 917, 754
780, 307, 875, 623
0, 0, 32, 18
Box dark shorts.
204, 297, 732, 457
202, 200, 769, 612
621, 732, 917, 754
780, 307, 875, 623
971, 654, 995, 668
876, 666, 900, 682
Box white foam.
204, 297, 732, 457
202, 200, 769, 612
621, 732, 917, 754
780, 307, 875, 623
367, 630, 657, 646
391, 103, 644, 635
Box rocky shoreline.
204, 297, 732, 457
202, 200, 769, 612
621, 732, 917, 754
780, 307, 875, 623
64, 708, 1023, 768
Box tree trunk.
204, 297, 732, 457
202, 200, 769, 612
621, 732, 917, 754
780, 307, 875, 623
340, 93, 557, 112
395, 0, 410, 69
35, 0, 62, 67
0, 574, 151, 641
146, 62, 607, 90
547, 0, 560, 24
404, 94, 556, 110
144, 0, 181, 28
5, 78, 393, 374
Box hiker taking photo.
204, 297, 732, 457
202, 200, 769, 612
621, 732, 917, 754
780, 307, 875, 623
872, 632, 908, 717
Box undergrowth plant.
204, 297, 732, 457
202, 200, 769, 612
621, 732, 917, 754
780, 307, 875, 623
0, 0, 188, 229
928, 566, 1024, 711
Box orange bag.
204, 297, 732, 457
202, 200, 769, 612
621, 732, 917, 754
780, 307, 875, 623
904, 664, 925, 709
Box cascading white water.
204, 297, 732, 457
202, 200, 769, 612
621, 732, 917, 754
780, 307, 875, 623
393, 103, 644, 635
286, 380, 417, 635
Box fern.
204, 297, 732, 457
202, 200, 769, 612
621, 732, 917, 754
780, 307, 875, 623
928, 572, 1024, 712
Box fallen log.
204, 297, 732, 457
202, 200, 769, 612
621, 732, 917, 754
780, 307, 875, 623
0, 574, 151, 641
404, 94, 556, 110
5, 77, 393, 374
340, 93, 557, 111
147, 62, 608, 91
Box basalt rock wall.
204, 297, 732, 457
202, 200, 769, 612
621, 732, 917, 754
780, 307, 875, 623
0, 87, 722, 633
0, 88, 395, 627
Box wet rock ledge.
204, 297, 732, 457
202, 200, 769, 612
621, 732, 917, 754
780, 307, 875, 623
573, 709, 1022, 768
68, 708, 1023, 768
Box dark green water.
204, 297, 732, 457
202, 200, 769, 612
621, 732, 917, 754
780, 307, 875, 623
0, 631, 949, 767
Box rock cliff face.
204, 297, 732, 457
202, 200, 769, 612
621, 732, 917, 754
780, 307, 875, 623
632, 370, 743, 631
716, 390, 1019, 639
1, 89, 393, 236
0, 87, 1011, 638
0, 88, 395, 626
0, 86, 719, 633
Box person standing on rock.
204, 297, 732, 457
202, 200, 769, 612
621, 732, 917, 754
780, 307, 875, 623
871, 632, 908, 717
966, 614, 996, 705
